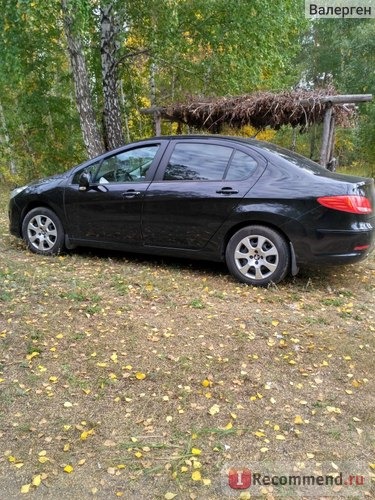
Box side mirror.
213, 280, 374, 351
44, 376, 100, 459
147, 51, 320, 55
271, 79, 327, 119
78, 172, 91, 191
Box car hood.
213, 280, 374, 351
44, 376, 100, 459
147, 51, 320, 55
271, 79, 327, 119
26, 172, 68, 189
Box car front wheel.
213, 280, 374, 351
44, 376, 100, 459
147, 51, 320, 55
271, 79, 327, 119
226, 225, 290, 286
22, 207, 65, 255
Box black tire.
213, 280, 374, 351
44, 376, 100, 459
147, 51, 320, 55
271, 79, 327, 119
226, 225, 290, 286
22, 207, 65, 256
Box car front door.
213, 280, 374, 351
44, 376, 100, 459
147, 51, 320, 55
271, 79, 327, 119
64, 142, 166, 248
141, 140, 266, 250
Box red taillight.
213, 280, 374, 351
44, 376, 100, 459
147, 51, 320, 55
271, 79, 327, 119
317, 195, 372, 214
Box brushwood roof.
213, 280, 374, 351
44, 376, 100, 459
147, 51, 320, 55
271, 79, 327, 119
159, 89, 355, 132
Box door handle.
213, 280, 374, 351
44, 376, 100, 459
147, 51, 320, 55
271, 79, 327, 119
122, 189, 141, 198
216, 187, 239, 195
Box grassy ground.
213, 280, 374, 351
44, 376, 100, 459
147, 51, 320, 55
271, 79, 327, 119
0, 184, 374, 499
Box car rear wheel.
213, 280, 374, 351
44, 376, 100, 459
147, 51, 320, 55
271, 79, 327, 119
226, 225, 290, 286
22, 207, 65, 255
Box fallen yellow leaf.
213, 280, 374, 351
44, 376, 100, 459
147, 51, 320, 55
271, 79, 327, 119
201, 379, 212, 387
208, 404, 220, 415
191, 470, 202, 481
80, 428, 95, 440
165, 493, 177, 500
294, 415, 304, 425
26, 351, 39, 360
32, 475, 42, 487
63, 465, 74, 473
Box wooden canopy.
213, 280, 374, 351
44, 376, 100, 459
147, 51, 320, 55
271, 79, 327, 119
142, 89, 372, 168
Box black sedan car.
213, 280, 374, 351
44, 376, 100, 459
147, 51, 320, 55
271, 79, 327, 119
8, 135, 375, 286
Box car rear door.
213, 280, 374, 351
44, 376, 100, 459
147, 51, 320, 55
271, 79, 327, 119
141, 139, 266, 250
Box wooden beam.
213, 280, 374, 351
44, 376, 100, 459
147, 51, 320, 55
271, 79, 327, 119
300, 94, 372, 105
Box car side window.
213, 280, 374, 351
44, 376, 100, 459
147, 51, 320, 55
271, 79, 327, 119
72, 145, 159, 184
225, 150, 258, 180
163, 143, 233, 181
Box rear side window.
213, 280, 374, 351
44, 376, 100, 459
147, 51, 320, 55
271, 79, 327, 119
163, 142, 258, 181
225, 150, 258, 180
163, 143, 232, 181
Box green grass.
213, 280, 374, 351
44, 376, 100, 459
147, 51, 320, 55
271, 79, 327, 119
1, 183, 374, 498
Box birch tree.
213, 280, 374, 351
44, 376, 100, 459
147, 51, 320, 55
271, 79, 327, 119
100, 3, 125, 150
61, 0, 104, 158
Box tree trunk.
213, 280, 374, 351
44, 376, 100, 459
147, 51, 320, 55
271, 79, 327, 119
100, 4, 125, 150
61, 0, 104, 159
150, 62, 161, 135
0, 101, 17, 175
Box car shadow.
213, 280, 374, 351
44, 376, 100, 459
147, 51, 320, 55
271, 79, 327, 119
72, 246, 345, 289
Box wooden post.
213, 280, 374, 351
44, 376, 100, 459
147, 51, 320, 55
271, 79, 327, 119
154, 111, 161, 136
320, 104, 333, 167
327, 110, 336, 170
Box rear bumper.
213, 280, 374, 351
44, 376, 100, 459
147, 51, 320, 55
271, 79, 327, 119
294, 224, 375, 265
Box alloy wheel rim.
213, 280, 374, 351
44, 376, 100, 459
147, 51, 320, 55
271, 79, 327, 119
234, 234, 279, 280
27, 215, 57, 251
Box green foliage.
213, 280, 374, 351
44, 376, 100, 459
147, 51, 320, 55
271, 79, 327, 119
0, 0, 86, 182
299, 18, 375, 171
1, 1, 372, 182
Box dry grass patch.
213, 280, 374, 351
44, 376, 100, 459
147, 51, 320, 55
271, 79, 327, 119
0, 185, 374, 499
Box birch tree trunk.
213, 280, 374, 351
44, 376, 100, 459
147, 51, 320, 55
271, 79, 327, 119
0, 101, 17, 175
61, 0, 104, 159
100, 4, 125, 150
